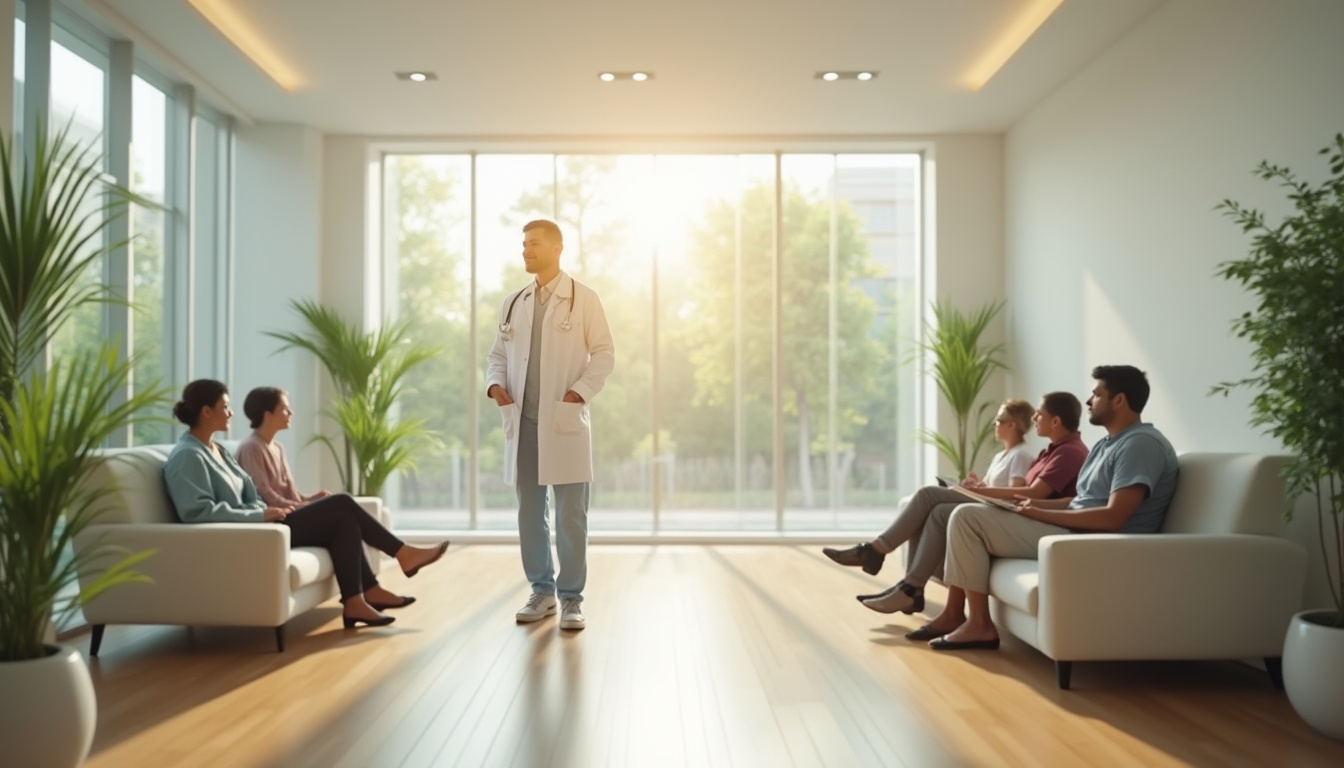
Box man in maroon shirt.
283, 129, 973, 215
858, 392, 1089, 625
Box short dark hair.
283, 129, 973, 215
243, 387, 286, 429
1039, 391, 1083, 431
523, 219, 563, 244
1091, 365, 1151, 413
173, 379, 228, 427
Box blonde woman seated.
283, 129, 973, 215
164, 380, 448, 629
824, 396, 1086, 616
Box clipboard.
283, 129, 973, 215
948, 485, 1019, 511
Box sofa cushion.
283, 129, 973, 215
86, 446, 177, 524
989, 559, 1039, 615
289, 547, 335, 591
1160, 453, 1288, 535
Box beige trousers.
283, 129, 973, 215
943, 503, 1072, 593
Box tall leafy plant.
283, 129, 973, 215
0, 125, 169, 661
915, 300, 1008, 478
1213, 133, 1344, 628
267, 300, 439, 496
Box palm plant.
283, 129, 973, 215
267, 300, 440, 496
0, 351, 164, 660
915, 300, 1008, 478
0, 124, 169, 662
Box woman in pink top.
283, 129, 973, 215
236, 387, 448, 623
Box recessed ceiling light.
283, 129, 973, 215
395, 71, 438, 82
597, 71, 655, 82
815, 71, 879, 82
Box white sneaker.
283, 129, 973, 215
515, 593, 557, 623
559, 598, 586, 630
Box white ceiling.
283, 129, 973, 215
75, 0, 1164, 137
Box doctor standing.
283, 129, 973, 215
487, 219, 615, 630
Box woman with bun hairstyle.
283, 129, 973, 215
163, 379, 449, 628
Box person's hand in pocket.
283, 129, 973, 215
488, 385, 515, 406
563, 390, 584, 404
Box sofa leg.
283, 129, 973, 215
1056, 661, 1073, 690
1265, 657, 1284, 690
275, 626, 285, 653
89, 625, 106, 658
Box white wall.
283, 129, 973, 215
1006, 0, 1344, 608
233, 123, 326, 487
924, 135, 1009, 472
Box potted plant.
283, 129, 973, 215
915, 299, 1008, 478
0, 126, 168, 766
267, 300, 439, 496
1214, 133, 1344, 740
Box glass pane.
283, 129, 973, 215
47, 41, 106, 364
131, 76, 170, 444
385, 154, 473, 530
475, 155, 555, 530
193, 116, 223, 377
659, 155, 777, 531
780, 154, 920, 532
13, 18, 22, 137
554, 155, 654, 532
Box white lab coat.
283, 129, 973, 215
486, 272, 615, 486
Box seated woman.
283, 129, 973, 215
823, 395, 1087, 619
163, 379, 449, 629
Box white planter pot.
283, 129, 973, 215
0, 644, 98, 767
1283, 610, 1344, 741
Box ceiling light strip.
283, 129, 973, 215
185, 0, 304, 91
962, 0, 1065, 91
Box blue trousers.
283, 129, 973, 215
516, 416, 589, 601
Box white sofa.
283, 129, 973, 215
73, 445, 389, 655
988, 453, 1308, 689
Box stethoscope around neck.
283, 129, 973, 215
498, 276, 576, 341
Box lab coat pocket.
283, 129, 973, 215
552, 401, 589, 435
499, 402, 521, 438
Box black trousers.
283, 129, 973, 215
282, 493, 403, 601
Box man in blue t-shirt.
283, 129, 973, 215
928, 365, 1179, 651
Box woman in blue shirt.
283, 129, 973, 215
163, 379, 449, 628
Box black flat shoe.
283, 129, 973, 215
343, 613, 396, 628
929, 636, 999, 651
368, 596, 416, 610
403, 541, 450, 578
905, 625, 950, 641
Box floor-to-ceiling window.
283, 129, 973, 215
386, 152, 921, 534
45, 31, 106, 365
130, 73, 170, 443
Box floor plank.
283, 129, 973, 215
70, 545, 1344, 767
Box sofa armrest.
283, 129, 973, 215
73, 522, 294, 627
1034, 533, 1307, 660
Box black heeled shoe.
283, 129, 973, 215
343, 613, 396, 628
368, 596, 416, 610
403, 541, 450, 578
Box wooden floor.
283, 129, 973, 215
72, 545, 1343, 768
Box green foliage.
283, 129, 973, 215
0, 125, 168, 661
267, 300, 440, 497
0, 349, 167, 660
1212, 133, 1344, 626
915, 300, 1008, 478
